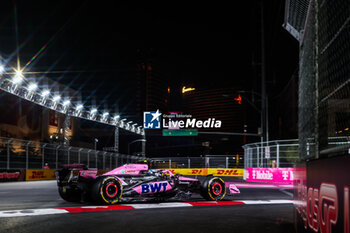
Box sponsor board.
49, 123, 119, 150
25, 169, 56, 181
294, 155, 350, 233
167, 168, 243, 177
244, 168, 294, 184
0, 169, 25, 182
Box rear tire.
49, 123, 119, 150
58, 186, 81, 202
92, 176, 122, 204
200, 177, 226, 201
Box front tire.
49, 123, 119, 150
200, 177, 226, 201
92, 176, 123, 204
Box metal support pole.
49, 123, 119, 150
87, 149, 91, 168
257, 147, 259, 168
95, 151, 98, 169
78, 148, 83, 164
42, 144, 47, 169
103, 152, 107, 170
56, 145, 61, 169
109, 153, 112, 169
276, 144, 280, 168
226, 157, 229, 169
114, 127, 119, 153
7, 139, 13, 169
63, 115, 71, 146
188, 158, 190, 168
169, 158, 171, 169
67, 147, 72, 164
142, 133, 146, 157
26, 142, 30, 169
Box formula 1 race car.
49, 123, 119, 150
55, 163, 240, 204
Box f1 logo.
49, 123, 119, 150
143, 110, 161, 129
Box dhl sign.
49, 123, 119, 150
167, 168, 243, 177
25, 169, 56, 181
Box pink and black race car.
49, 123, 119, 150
56, 163, 240, 204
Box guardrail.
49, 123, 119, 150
0, 137, 142, 170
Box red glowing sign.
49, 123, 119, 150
234, 94, 242, 104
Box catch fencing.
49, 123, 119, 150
242, 137, 350, 168
150, 155, 244, 169
242, 139, 299, 168
0, 137, 142, 170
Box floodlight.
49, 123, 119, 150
103, 112, 109, 117
0, 64, 4, 74
91, 108, 97, 114
27, 83, 38, 91
63, 100, 70, 106
12, 70, 23, 84
42, 89, 50, 97
76, 104, 83, 110
52, 95, 61, 102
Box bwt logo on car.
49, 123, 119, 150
143, 110, 161, 129
141, 182, 168, 194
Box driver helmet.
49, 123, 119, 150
148, 170, 157, 175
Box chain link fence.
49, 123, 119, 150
243, 139, 299, 168
243, 137, 350, 168
150, 155, 244, 169
0, 137, 142, 170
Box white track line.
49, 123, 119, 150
0, 200, 293, 218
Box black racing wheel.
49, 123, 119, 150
200, 177, 226, 201
58, 186, 81, 202
92, 176, 123, 204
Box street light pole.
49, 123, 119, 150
94, 138, 98, 151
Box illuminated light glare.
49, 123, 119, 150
113, 115, 120, 120
27, 83, 38, 91
52, 95, 61, 102
127, 121, 132, 124
12, 71, 24, 84
0, 64, 4, 74
42, 90, 50, 97
90, 108, 97, 114
234, 94, 242, 104
132, 123, 137, 126
76, 104, 83, 110
63, 100, 70, 106
182, 86, 195, 94
103, 112, 109, 117
345, 128, 349, 131
121, 118, 127, 121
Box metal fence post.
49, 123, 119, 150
257, 147, 259, 168
276, 143, 280, 168
42, 144, 47, 169
67, 147, 72, 164
7, 139, 13, 169
87, 149, 91, 168
26, 142, 30, 169
169, 158, 171, 169
95, 151, 98, 169
103, 152, 107, 170
78, 148, 83, 164
188, 158, 190, 168
226, 157, 228, 169
109, 153, 112, 169
56, 145, 61, 169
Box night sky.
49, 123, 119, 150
0, 0, 298, 117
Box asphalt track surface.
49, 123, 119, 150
0, 180, 295, 233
